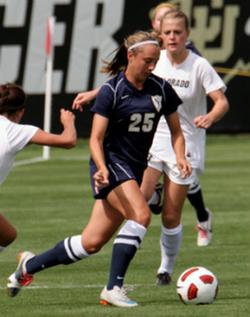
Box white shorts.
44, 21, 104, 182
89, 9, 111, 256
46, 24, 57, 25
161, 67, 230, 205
148, 153, 199, 186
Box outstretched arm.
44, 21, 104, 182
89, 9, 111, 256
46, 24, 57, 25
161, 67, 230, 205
72, 87, 100, 112
30, 109, 77, 149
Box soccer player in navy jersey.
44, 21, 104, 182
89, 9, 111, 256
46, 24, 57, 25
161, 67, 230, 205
72, 2, 208, 250
7, 30, 191, 307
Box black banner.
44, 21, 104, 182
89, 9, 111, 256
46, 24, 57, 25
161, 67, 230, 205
0, 0, 249, 136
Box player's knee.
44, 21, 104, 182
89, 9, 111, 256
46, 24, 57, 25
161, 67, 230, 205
143, 189, 154, 202
83, 237, 104, 254
136, 210, 151, 228
1, 226, 17, 247
162, 212, 179, 228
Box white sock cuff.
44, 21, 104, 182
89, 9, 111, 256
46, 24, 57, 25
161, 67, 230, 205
161, 223, 182, 235
120, 220, 147, 238
64, 235, 89, 261
115, 220, 147, 248
188, 180, 201, 194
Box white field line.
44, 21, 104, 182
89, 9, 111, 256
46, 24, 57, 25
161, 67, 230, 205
14, 155, 90, 167
0, 283, 155, 290
14, 157, 46, 167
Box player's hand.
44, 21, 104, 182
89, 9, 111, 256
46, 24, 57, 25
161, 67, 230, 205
193, 114, 213, 129
72, 91, 96, 112
93, 168, 109, 193
177, 158, 192, 179
60, 109, 75, 126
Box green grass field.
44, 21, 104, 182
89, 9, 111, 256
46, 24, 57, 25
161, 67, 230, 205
0, 135, 250, 317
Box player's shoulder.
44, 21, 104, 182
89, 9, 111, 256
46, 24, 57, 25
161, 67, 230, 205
149, 72, 164, 83
157, 49, 168, 64
149, 72, 172, 90
0, 115, 15, 130
189, 52, 213, 70
0, 115, 35, 137
103, 72, 124, 88
0, 114, 8, 123
185, 40, 201, 56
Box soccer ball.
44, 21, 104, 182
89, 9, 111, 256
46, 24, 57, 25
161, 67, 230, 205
176, 266, 218, 304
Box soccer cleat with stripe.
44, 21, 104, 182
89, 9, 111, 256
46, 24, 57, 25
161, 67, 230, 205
100, 286, 138, 307
7, 251, 35, 297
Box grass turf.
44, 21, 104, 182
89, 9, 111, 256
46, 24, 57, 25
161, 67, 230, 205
0, 134, 249, 317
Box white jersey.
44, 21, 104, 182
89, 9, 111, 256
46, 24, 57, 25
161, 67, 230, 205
0, 115, 38, 184
151, 50, 226, 172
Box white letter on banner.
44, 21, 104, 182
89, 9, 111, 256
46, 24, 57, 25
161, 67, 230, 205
23, 0, 70, 94
0, 0, 27, 82
66, 0, 125, 92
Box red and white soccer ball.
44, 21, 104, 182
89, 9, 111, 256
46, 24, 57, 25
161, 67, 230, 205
176, 266, 218, 304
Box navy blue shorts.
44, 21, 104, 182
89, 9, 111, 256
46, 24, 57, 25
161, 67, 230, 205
89, 158, 145, 199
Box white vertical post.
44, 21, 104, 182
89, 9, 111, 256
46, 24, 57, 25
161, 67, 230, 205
43, 16, 55, 160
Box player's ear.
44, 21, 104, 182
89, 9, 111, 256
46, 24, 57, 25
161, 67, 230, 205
127, 50, 134, 62
16, 108, 25, 122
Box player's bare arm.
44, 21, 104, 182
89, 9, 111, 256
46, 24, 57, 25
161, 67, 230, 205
166, 112, 192, 178
30, 109, 76, 148
89, 113, 109, 189
193, 89, 229, 129
72, 87, 100, 112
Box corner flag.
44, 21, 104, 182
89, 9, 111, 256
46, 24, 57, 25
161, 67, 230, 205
43, 16, 55, 160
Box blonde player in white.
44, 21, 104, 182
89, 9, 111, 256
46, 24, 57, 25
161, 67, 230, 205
0, 83, 76, 252
141, 9, 229, 285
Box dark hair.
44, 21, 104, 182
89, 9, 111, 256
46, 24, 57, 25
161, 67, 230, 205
0, 83, 26, 115
101, 30, 160, 76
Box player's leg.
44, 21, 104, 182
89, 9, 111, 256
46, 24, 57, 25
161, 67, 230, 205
187, 178, 208, 222
157, 174, 189, 285
100, 179, 151, 307
187, 176, 212, 246
0, 214, 17, 251
7, 200, 123, 297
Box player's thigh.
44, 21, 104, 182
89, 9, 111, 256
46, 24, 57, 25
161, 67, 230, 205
82, 200, 123, 253
141, 166, 162, 201
108, 179, 151, 227
162, 175, 189, 227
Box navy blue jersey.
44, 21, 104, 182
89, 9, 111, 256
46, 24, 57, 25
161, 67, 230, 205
91, 71, 182, 169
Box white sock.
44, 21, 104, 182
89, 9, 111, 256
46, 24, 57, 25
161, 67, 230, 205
115, 220, 147, 248
64, 235, 89, 261
157, 224, 182, 274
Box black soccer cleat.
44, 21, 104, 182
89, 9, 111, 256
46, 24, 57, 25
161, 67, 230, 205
156, 272, 172, 286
